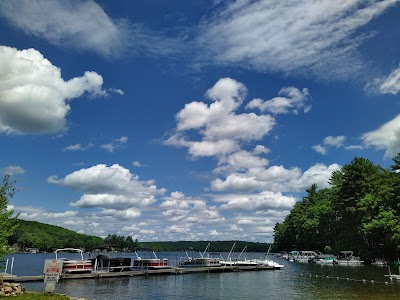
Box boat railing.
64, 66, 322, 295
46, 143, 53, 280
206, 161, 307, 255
1, 257, 14, 275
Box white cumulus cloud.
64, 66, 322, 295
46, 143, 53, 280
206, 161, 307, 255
48, 164, 165, 209
312, 135, 346, 155
165, 78, 275, 157
216, 191, 296, 211
212, 163, 340, 193
362, 114, 400, 159
247, 87, 311, 114
0, 46, 107, 135
215, 147, 269, 174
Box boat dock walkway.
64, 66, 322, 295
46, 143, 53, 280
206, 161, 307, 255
1, 265, 275, 283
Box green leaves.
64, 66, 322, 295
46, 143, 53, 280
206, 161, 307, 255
274, 153, 400, 261
11, 220, 104, 252
0, 175, 18, 259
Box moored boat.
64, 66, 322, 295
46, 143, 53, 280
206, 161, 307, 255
235, 245, 258, 269
55, 248, 92, 274
276, 251, 288, 260
287, 250, 299, 262
295, 251, 318, 263
252, 244, 284, 269
179, 257, 222, 268
371, 257, 387, 267
90, 254, 132, 272
312, 254, 336, 265
334, 251, 364, 266
252, 257, 284, 269
132, 251, 172, 270
217, 243, 237, 266
179, 242, 221, 268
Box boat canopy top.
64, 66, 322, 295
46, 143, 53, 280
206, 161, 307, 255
338, 251, 354, 256
55, 248, 85, 260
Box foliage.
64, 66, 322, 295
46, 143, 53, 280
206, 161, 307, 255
0, 175, 18, 261
9, 220, 104, 252
273, 155, 400, 262
104, 234, 139, 251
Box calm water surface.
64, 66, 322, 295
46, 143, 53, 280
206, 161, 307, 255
4, 252, 400, 299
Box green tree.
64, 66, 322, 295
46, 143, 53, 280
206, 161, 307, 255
104, 234, 128, 250
329, 157, 383, 252
0, 175, 18, 260
390, 152, 400, 172
274, 154, 400, 261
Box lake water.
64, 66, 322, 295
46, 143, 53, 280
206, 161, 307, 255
3, 252, 400, 299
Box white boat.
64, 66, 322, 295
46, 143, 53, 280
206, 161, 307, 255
209, 252, 238, 266
132, 251, 172, 270
371, 258, 387, 267
55, 248, 92, 274
179, 257, 221, 268
312, 254, 336, 265
334, 251, 364, 266
276, 251, 288, 260
236, 245, 258, 268
179, 242, 221, 268
252, 257, 284, 269
236, 259, 258, 267
252, 245, 284, 269
295, 251, 318, 263
287, 251, 299, 262
218, 243, 237, 266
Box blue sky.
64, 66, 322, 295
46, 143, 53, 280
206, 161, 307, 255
1, 0, 400, 243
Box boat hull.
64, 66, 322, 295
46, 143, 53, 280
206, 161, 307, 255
132, 258, 172, 270
315, 259, 334, 265
91, 255, 132, 272
179, 258, 221, 268
334, 260, 364, 266
62, 260, 92, 273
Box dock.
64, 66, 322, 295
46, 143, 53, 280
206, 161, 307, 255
1, 265, 276, 283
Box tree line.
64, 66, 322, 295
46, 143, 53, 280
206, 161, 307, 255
9, 219, 104, 252
273, 155, 400, 262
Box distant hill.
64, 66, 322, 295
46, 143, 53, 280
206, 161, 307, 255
8, 219, 104, 252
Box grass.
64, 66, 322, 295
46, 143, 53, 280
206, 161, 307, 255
8, 292, 72, 299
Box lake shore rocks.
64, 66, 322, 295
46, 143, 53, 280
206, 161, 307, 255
0, 281, 25, 296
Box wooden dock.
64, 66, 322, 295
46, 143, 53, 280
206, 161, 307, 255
1, 265, 275, 283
